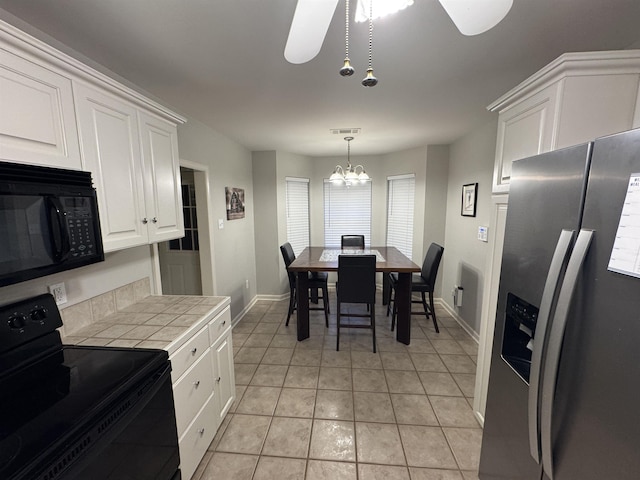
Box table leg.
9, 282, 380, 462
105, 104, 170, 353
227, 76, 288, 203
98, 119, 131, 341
395, 272, 412, 345
382, 273, 390, 306
296, 271, 310, 341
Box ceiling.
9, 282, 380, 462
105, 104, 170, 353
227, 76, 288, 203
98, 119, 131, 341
1, 0, 640, 157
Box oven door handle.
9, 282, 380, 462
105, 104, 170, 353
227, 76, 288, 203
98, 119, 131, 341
48, 196, 71, 262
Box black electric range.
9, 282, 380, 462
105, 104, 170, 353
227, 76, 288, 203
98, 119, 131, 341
0, 294, 180, 480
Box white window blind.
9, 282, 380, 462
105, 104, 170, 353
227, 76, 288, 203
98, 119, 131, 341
323, 180, 372, 247
285, 177, 310, 256
386, 174, 415, 259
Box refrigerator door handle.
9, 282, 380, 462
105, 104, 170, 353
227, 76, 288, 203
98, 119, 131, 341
528, 229, 575, 464
540, 229, 594, 480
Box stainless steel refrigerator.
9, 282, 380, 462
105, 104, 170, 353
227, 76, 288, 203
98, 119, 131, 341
479, 127, 640, 480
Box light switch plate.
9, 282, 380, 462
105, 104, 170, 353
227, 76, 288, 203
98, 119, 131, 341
478, 226, 488, 242
218, 219, 224, 229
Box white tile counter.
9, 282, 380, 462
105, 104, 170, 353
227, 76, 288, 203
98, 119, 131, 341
62, 294, 234, 480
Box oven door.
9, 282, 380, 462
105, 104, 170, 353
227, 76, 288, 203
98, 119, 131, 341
27, 362, 180, 480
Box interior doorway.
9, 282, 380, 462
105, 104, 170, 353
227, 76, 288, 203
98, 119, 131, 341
158, 162, 215, 296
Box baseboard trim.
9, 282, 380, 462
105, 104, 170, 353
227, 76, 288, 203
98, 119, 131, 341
437, 299, 480, 343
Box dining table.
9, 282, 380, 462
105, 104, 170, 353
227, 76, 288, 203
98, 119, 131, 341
287, 246, 421, 345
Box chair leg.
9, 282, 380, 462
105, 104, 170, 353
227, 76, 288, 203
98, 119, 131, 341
386, 284, 393, 316
391, 299, 397, 332
371, 303, 376, 353
336, 301, 341, 351
429, 290, 439, 333
322, 283, 329, 327
286, 287, 296, 326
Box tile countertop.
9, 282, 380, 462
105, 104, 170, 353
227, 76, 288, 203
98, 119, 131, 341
62, 295, 231, 356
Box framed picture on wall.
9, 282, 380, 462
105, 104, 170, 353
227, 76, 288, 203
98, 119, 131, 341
461, 183, 477, 217
226, 187, 245, 220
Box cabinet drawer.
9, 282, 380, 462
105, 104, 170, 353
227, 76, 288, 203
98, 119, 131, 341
208, 306, 231, 345
178, 394, 217, 480
173, 348, 214, 437
170, 325, 209, 382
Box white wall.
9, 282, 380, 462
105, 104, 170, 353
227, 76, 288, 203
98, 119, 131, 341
178, 117, 257, 317
441, 118, 498, 333
252, 151, 279, 295
0, 246, 153, 307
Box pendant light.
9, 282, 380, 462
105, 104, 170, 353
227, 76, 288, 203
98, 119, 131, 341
330, 136, 370, 186
339, 0, 355, 76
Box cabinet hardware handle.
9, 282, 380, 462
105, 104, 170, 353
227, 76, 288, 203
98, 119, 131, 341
222, 320, 226, 326
191, 348, 197, 355
152, 217, 158, 223
216, 376, 221, 383
198, 428, 205, 435
142, 217, 148, 224
194, 380, 200, 388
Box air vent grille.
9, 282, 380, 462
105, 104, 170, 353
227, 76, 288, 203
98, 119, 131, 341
330, 128, 361, 136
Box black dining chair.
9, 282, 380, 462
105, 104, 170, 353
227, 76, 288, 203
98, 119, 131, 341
336, 254, 377, 352
341, 235, 365, 249
280, 242, 330, 327
387, 243, 444, 333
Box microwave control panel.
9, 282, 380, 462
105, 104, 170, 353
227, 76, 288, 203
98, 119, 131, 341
62, 197, 98, 258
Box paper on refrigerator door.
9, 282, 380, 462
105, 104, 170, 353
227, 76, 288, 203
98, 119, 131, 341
608, 173, 640, 278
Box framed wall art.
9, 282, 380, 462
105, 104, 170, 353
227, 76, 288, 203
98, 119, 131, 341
225, 186, 245, 220
461, 183, 477, 217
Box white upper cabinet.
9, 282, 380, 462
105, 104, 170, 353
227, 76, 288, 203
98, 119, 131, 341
0, 48, 81, 169
74, 82, 149, 250
138, 111, 184, 243
0, 19, 186, 251
489, 51, 640, 194
74, 84, 185, 251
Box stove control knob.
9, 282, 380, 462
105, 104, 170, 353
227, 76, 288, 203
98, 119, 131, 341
8, 314, 27, 331
30, 306, 48, 323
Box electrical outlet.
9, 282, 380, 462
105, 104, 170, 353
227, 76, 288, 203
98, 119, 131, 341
49, 282, 68, 305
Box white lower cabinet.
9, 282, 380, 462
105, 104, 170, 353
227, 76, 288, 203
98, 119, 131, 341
169, 305, 234, 480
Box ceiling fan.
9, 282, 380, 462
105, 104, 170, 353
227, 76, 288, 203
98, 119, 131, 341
284, 0, 514, 64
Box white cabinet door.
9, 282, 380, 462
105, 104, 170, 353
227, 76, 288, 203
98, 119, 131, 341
138, 111, 184, 243
74, 82, 149, 251
493, 83, 559, 194
0, 48, 81, 169
212, 328, 235, 425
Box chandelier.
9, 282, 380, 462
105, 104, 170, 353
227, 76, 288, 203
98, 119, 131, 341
330, 136, 370, 186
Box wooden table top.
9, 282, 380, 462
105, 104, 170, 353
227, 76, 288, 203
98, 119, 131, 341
288, 246, 421, 273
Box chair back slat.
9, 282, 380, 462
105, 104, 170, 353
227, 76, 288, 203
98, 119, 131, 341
341, 235, 365, 249
337, 255, 376, 304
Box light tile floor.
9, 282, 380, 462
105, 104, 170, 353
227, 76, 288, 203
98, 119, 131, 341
192, 297, 482, 480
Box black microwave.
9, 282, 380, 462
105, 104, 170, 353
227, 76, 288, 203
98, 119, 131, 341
0, 161, 104, 287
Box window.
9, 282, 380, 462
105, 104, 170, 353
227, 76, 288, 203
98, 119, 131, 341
386, 174, 415, 259
169, 183, 199, 251
324, 180, 372, 247
285, 177, 310, 256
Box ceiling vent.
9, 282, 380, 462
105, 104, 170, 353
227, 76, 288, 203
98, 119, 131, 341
330, 128, 361, 136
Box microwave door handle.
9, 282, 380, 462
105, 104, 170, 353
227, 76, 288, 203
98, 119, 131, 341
528, 229, 575, 464
48, 197, 71, 262
540, 229, 594, 480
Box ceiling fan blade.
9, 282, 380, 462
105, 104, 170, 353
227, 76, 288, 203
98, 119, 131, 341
284, 0, 339, 64
439, 0, 513, 36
